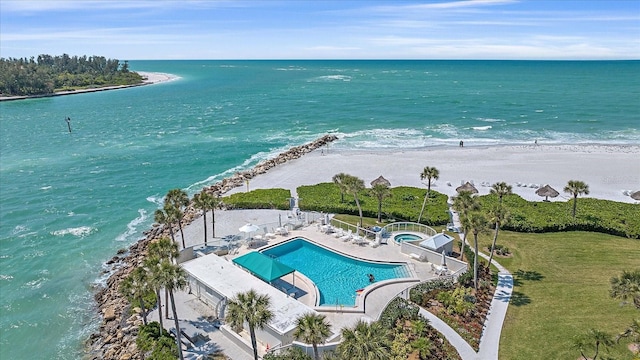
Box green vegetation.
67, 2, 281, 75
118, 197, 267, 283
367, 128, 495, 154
223, 188, 291, 210
136, 322, 178, 359
479, 194, 640, 238
0, 54, 143, 96
480, 231, 640, 359
297, 183, 449, 225
226, 290, 274, 360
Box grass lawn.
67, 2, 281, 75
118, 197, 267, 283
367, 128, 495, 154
478, 231, 639, 359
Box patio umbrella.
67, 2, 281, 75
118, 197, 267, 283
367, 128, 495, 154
631, 191, 640, 201
456, 182, 478, 194
441, 250, 447, 267
370, 175, 391, 187
535, 184, 559, 202
239, 223, 260, 238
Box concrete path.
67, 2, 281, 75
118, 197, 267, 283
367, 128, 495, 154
418, 206, 513, 360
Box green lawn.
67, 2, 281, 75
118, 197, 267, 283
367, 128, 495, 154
479, 231, 639, 359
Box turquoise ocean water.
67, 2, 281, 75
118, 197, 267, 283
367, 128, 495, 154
0, 60, 638, 358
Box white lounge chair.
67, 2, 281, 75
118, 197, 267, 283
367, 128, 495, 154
333, 229, 344, 238
339, 230, 352, 241
352, 234, 365, 245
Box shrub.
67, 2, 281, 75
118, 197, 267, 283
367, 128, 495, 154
379, 297, 420, 328
223, 188, 291, 210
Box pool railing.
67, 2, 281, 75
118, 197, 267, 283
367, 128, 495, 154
382, 222, 437, 237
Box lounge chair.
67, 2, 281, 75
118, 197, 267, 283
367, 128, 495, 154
352, 234, 365, 245
333, 229, 344, 238
339, 230, 352, 241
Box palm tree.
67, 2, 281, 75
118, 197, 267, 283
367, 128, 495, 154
337, 320, 390, 360
370, 183, 391, 222
153, 260, 187, 360
166, 205, 186, 249
119, 267, 151, 326
165, 188, 189, 246
610, 269, 640, 309
467, 211, 487, 291
154, 207, 175, 243
452, 190, 479, 261
490, 181, 512, 205
572, 328, 614, 360
226, 290, 274, 360
487, 203, 509, 267
192, 191, 215, 245
344, 174, 365, 228
616, 319, 640, 346
210, 192, 221, 238
332, 173, 349, 203
417, 166, 439, 223
293, 313, 332, 360
148, 237, 179, 319
144, 255, 166, 337
563, 180, 589, 219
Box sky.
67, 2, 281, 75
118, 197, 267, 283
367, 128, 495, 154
1, 0, 639, 60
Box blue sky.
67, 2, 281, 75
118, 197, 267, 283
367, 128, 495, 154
1, 0, 639, 60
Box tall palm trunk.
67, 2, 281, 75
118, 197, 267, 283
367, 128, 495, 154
488, 222, 500, 266
202, 209, 208, 246
473, 232, 479, 292
249, 326, 259, 360
165, 289, 169, 319
177, 221, 186, 249
168, 290, 184, 360
418, 186, 431, 223
313, 344, 319, 360
460, 229, 468, 261
354, 196, 363, 229
377, 200, 382, 222
572, 195, 578, 218
155, 288, 164, 337
137, 296, 148, 325
211, 208, 216, 238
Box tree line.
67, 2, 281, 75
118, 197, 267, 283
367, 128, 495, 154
0, 54, 143, 96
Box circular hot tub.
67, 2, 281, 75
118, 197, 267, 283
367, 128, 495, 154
393, 233, 423, 244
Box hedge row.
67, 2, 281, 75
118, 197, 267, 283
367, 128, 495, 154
296, 183, 450, 226
223, 188, 291, 210
479, 194, 640, 239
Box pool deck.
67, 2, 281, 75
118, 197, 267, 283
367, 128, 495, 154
159, 210, 449, 358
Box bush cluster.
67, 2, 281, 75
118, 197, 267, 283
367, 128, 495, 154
297, 183, 450, 225
223, 188, 291, 210
479, 194, 640, 239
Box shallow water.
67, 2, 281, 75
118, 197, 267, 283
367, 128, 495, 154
0, 60, 638, 359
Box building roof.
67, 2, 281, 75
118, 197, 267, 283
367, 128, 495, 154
232, 251, 295, 283
181, 252, 316, 335
419, 232, 454, 250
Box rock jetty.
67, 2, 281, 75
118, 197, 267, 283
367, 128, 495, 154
85, 134, 337, 359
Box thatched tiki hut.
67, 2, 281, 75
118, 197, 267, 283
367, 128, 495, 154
535, 184, 560, 201
456, 181, 478, 194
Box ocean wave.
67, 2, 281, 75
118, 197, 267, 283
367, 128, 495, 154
50, 226, 96, 238
115, 209, 147, 242
40, 186, 52, 190
308, 75, 352, 82
471, 125, 492, 131
476, 118, 505, 123
0, 274, 13, 281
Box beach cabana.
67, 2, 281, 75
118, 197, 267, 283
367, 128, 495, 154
370, 175, 391, 187
535, 184, 559, 201
419, 232, 454, 255
232, 251, 295, 284
631, 191, 640, 201
456, 182, 478, 194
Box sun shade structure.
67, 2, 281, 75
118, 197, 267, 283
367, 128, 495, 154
630, 191, 640, 201
456, 182, 478, 194
239, 223, 260, 233
232, 251, 295, 283
370, 175, 391, 187
535, 184, 560, 201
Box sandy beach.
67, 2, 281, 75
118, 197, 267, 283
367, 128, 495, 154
226, 143, 640, 204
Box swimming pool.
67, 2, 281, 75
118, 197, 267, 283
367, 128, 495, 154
261, 238, 410, 306
393, 233, 423, 244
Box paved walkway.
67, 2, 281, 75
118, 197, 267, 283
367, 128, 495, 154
417, 206, 513, 360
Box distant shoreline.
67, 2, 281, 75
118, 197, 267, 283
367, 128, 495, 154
0, 71, 179, 102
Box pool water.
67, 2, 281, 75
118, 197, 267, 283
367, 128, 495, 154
262, 238, 410, 306
394, 233, 423, 243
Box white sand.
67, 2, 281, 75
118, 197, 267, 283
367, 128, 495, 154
228, 144, 640, 204
137, 71, 179, 84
